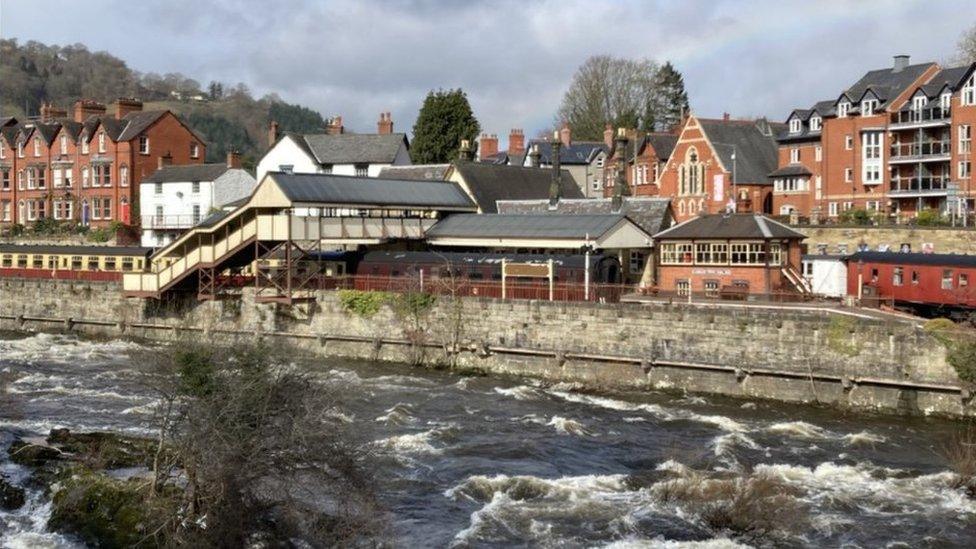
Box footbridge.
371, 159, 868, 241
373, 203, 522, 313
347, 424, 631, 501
123, 172, 477, 302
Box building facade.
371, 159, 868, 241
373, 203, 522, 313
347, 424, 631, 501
520, 124, 608, 198
139, 152, 257, 247
256, 114, 411, 181
774, 55, 976, 222
654, 115, 782, 222
0, 99, 205, 229
602, 127, 678, 199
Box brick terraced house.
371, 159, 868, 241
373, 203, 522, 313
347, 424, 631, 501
0, 99, 205, 228
774, 55, 976, 221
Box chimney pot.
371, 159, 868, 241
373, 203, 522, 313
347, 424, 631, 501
377, 111, 394, 134
508, 128, 525, 156
227, 150, 242, 169
327, 115, 344, 135
478, 133, 499, 160
114, 97, 143, 120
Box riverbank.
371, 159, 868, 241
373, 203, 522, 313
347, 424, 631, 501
0, 278, 970, 417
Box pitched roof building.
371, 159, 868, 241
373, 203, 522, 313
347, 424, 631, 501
446, 161, 583, 213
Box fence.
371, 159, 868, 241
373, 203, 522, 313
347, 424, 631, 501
634, 287, 821, 305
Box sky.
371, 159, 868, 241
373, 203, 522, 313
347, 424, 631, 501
2, 0, 974, 147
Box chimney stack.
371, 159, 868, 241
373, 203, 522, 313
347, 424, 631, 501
550, 131, 562, 207
326, 115, 344, 135
377, 112, 393, 134
508, 129, 525, 156
114, 97, 143, 119
227, 150, 242, 169
603, 124, 614, 148
612, 127, 630, 212
73, 99, 106, 123
723, 112, 730, 121
39, 102, 67, 123
268, 120, 279, 148
157, 153, 173, 170
478, 133, 499, 160
527, 144, 541, 168
458, 139, 474, 161
893, 54, 910, 73
559, 122, 571, 147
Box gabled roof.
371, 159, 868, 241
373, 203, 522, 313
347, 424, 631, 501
844, 62, 935, 108
377, 164, 450, 181
34, 123, 61, 145
143, 163, 235, 184
426, 213, 630, 239
116, 111, 168, 141
698, 119, 779, 185
526, 140, 608, 165
451, 161, 583, 213
267, 172, 476, 210
301, 132, 409, 165
636, 133, 678, 162
653, 213, 806, 240
768, 164, 812, 178
478, 151, 511, 165
496, 197, 673, 236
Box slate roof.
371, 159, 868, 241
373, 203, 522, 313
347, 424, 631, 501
848, 251, 976, 268
0, 244, 152, 256
478, 151, 511, 164
359, 250, 598, 269
525, 140, 608, 165
845, 62, 935, 107
268, 172, 476, 210
300, 133, 408, 164
426, 213, 628, 239
636, 133, 678, 161
143, 163, 232, 184
378, 164, 450, 181
653, 213, 806, 240
698, 119, 780, 185
496, 197, 673, 236
451, 161, 583, 213
116, 111, 167, 141
768, 164, 812, 177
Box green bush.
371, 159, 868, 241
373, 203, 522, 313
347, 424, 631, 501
838, 208, 874, 225
175, 347, 216, 398
338, 290, 390, 318
390, 292, 436, 319
915, 208, 948, 227
948, 341, 976, 384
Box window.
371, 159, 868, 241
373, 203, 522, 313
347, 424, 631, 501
104, 257, 117, 271
82, 166, 90, 188
943, 269, 954, 290
678, 147, 705, 196
942, 93, 952, 113
790, 148, 800, 163
845, 135, 853, 150
845, 168, 853, 183
100, 198, 111, 219
838, 101, 850, 118
119, 165, 128, 187
809, 116, 821, 132
862, 131, 883, 184
155, 182, 163, 195
190, 142, 200, 158
17, 170, 24, 191
17, 140, 24, 158
893, 267, 904, 286
71, 256, 83, 270
660, 242, 694, 264
121, 258, 134, 272
730, 242, 767, 265
695, 242, 729, 264
596, 156, 604, 168
861, 98, 878, 116
53, 168, 63, 188
774, 177, 808, 192
191, 181, 200, 194
960, 161, 971, 179
138, 136, 150, 154
98, 131, 106, 153
780, 205, 795, 215
843, 201, 853, 211
629, 251, 646, 273
81, 136, 89, 154
88, 257, 99, 271
829, 202, 838, 216
676, 279, 690, 297
1, 170, 9, 190
704, 280, 720, 297
155, 205, 164, 223
866, 200, 880, 211
59, 135, 68, 155
192, 204, 201, 224
789, 117, 802, 133
0, 143, 5, 159
354, 164, 369, 177
33, 137, 41, 157
961, 274, 969, 288
815, 146, 822, 162
960, 125, 972, 155
64, 168, 72, 188
1, 201, 9, 222
964, 74, 976, 106
0, 254, 10, 267
912, 270, 920, 285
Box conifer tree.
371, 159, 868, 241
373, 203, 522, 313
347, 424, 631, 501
650, 61, 690, 132
411, 88, 480, 163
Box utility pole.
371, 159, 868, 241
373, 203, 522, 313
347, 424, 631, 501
731, 147, 737, 212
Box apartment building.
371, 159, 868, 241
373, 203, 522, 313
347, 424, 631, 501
773, 55, 976, 221
0, 98, 205, 228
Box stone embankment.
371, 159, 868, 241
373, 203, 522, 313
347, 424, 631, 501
0, 278, 970, 416
802, 225, 976, 254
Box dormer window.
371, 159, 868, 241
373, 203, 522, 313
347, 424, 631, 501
789, 118, 802, 134
861, 99, 879, 116
59, 135, 68, 155
964, 74, 976, 106
912, 95, 927, 111
837, 101, 850, 118
98, 131, 106, 153
941, 92, 952, 114
809, 116, 821, 131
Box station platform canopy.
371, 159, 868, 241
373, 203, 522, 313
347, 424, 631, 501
424, 213, 654, 251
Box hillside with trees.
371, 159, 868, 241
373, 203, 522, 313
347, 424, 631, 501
0, 39, 326, 169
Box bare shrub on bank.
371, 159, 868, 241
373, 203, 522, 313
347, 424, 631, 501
940, 424, 976, 498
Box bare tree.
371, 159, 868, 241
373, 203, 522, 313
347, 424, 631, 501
556, 55, 659, 140
957, 24, 976, 64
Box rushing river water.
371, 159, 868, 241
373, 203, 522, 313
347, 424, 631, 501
1, 332, 975, 548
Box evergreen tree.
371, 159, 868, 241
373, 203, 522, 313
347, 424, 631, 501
650, 61, 690, 132
411, 89, 480, 163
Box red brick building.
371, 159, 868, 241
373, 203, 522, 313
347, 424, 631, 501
652, 213, 806, 296
774, 55, 976, 221
0, 98, 204, 229
655, 115, 783, 222
602, 127, 678, 198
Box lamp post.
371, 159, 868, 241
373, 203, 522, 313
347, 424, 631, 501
731, 147, 737, 212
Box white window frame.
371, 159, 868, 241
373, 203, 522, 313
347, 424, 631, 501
837, 101, 850, 118
789, 148, 800, 163
845, 168, 853, 183
828, 202, 838, 216
815, 145, 822, 162
98, 131, 106, 153
964, 74, 976, 106
861, 98, 879, 116
789, 118, 801, 134
960, 160, 971, 179
845, 135, 853, 150
60, 135, 68, 155
960, 125, 972, 155
809, 116, 821, 132
139, 136, 150, 154
861, 131, 883, 185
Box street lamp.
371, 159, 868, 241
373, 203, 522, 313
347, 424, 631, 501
731, 147, 737, 212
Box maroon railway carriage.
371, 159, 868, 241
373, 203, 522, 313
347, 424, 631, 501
0, 244, 152, 282
847, 251, 976, 315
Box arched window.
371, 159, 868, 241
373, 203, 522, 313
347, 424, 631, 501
679, 147, 703, 196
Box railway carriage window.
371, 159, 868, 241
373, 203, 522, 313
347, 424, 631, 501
961, 274, 970, 288
468, 272, 484, 280
871, 269, 879, 283
893, 267, 904, 286
704, 280, 720, 297
1, 254, 11, 267
16, 255, 27, 268
943, 269, 954, 290
47, 256, 57, 269
71, 256, 83, 270
32, 255, 43, 268
104, 258, 117, 271
88, 257, 99, 270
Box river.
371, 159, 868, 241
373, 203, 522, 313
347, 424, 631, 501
1, 332, 974, 547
